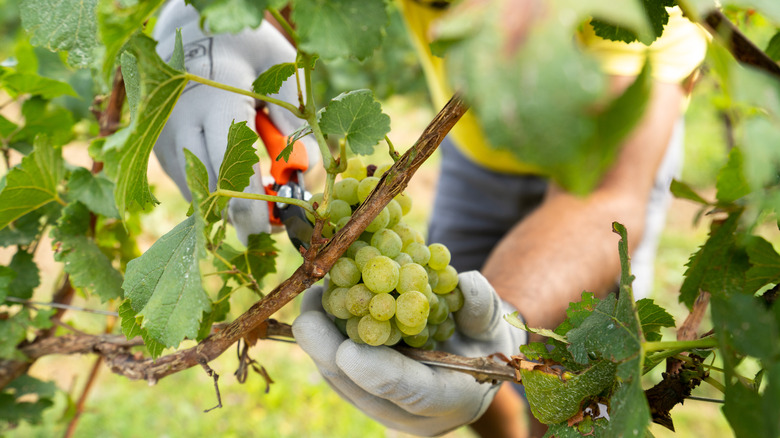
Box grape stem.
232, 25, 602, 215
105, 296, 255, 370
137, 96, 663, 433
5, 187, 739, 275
185, 73, 301, 116
214, 188, 314, 215
643, 338, 718, 353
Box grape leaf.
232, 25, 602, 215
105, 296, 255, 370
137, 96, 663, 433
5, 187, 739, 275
122, 213, 211, 349
252, 62, 297, 96
745, 236, 780, 293
169, 29, 186, 72
636, 298, 675, 342
0, 203, 61, 247
184, 150, 219, 223
679, 213, 750, 308
601, 361, 651, 437
67, 168, 120, 219
216, 121, 259, 195
118, 301, 165, 358
670, 179, 710, 205
113, 34, 188, 214
51, 203, 124, 302
0, 266, 17, 303
187, 0, 280, 33
97, 0, 166, 81
319, 89, 391, 156
556, 292, 601, 336
590, 0, 676, 45
505, 312, 569, 343
10, 97, 75, 151
0, 69, 78, 99
215, 235, 277, 289
767, 31, 780, 61
19, 0, 98, 68
0, 375, 57, 427
6, 251, 39, 301
716, 146, 751, 203
712, 293, 779, 360
0, 137, 64, 231
543, 417, 610, 438
688, 0, 780, 23
120, 52, 141, 118
293, 0, 387, 61
197, 284, 231, 340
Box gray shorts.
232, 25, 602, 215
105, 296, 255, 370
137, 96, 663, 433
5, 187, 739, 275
427, 119, 684, 301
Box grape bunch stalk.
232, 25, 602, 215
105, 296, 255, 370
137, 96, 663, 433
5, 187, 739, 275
313, 158, 465, 348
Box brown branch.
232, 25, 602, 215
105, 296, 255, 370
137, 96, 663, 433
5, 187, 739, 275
667, 291, 711, 375
97, 95, 470, 383
63, 357, 103, 438
703, 10, 780, 80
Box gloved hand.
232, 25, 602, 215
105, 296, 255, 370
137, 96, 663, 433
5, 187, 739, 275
292, 271, 527, 437
152, 0, 319, 244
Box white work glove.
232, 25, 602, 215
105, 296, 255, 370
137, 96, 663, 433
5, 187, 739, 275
152, 0, 319, 244
292, 271, 527, 437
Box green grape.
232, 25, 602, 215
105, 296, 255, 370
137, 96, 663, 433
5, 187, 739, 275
357, 176, 380, 203
346, 283, 374, 316
342, 157, 367, 181
370, 228, 402, 258
395, 317, 427, 336
359, 231, 374, 243
334, 317, 348, 336
427, 295, 450, 325
397, 263, 429, 294
403, 242, 431, 266
393, 252, 413, 266
402, 325, 429, 348
374, 163, 393, 177
433, 265, 458, 294
432, 315, 456, 342
321, 286, 334, 314
355, 245, 382, 271
335, 216, 350, 232
361, 256, 400, 294
329, 199, 353, 223
346, 316, 364, 344
328, 287, 352, 319
334, 177, 360, 205
395, 191, 413, 215
386, 199, 403, 228
395, 290, 430, 327
358, 315, 392, 346
421, 336, 437, 351
384, 320, 403, 346
442, 287, 464, 312
422, 286, 437, 305
428, 243, 451, 271
425, 265, 439, 289
365, 207, 390, 233
369, 293, 396, 321
330, 257, 361, 287
321, 222, 335, 238
391, 222, 424, 248
306, 192, 324, 222
347, 240, 369, 259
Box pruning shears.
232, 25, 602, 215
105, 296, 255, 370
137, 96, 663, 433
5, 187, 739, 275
255, 109, 314, 251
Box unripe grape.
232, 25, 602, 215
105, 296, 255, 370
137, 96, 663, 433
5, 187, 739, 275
334, 177, 360, 205
395, 317, 427, 336
330, 257, 361, 287
358, 315, 392, 346
395, 191, 412, 215
306, 192, 324, 222
402, 325, 429, 348
428, 243, 451, 271
371, 228, 402, 258
346, 316, 365, 344
369, 293, 396, 321
442, 287, 464, 312
433, 265, 458, 294
427, 295, 450, 325
334, 317, 348, 336
386, 199, 403, 228
347, 240, 369, 259
397, 263, 428, 294
384, 320, 403, 346
346, 284, 373, 316
342, 157, 367, 181
328, 199, 352, 223
393, 252, 413, 266
335, 216, 350, 232
395, 290, 430, 327
355, 245, 381, 271
432, 315, 456, 342
425, 265, 439, 289
365, 207, 390, 233
357, 176, 380, 203
328, 287, 352, 319
362, 256, 400, 294
374, 163, 393, 177
321, 286, 334, 314
403, 242, 431, 266
392, 222, 423, 248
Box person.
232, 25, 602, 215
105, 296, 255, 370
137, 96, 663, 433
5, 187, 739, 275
152, 1, 709, 436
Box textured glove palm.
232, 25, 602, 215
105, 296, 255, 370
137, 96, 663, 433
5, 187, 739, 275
153, 0, 318, 244
292, 271, 527, 437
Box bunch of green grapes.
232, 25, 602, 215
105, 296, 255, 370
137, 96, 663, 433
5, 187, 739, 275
313, 157, 465, 349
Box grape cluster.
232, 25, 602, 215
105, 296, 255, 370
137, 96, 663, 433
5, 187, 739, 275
316, 157, 464, 349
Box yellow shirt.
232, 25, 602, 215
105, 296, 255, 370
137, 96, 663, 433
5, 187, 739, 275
397, 1, 710, 175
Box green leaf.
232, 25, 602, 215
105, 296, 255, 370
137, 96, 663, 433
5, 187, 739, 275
216, 234, 277, 288
67, 168, 120, 218
293, 0, 387, 61
0, 309, 52, 360
118, 300, 165, 358
0, 138, 64, 231
521, 360, 617, 424
169, 29, 185, 71
0, 376, 57, 427
120, 52, 141, 118
636, 298, 675, 342
252, 62, 297, 96
0, 204, 61, 247
319, 89, 391, 156
19, 0, 98, 68
713, 293, 779, 360
716, 148, 751, 203
679, 213, 750, 308
0, 114, 17, 138
98, 0, 166, 82
0, 266, 17, 303
505, 312, 569, 343
0, 69, 78, 99
187, 0, 275, 33
590, 0, 676, 45
122, 213, 211, 349
197, 284, 231, 340
767, 31, 780, 61
184, 149, 219, 223
10, 97, 75, 150
543, 417, 610, 438
7, 250, 40, 301
601, 363, 651, 437
670, 179, 710, 205
745, 236, 780, 293
113, 34, 188, 214
217, 121, 259, 194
